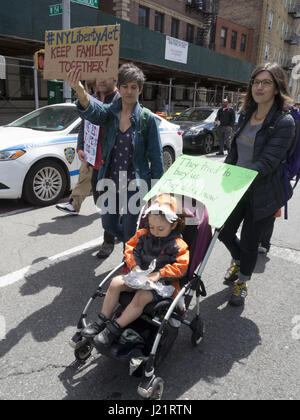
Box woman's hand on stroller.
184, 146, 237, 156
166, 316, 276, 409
147, 272, 161, 283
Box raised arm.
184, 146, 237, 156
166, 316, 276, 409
66, 68, 90, 109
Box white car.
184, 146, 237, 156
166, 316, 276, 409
0, 103, 182, 206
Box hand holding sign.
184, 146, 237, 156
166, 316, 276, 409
66, 68, 90, 109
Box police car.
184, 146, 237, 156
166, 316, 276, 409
0, 103, 182, 206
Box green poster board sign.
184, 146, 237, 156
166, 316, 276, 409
144, 155, 258, 228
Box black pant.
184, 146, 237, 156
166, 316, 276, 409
91, 168, 115, 245
218, 193, 274, 280
260, 216, 275, 250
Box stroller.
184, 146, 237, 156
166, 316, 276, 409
71, 197, 214, 400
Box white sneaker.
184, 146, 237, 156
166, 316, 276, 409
56, 202, 78, 215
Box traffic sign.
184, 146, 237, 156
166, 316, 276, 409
71, 0, 98, 8
49, 4, 63, 16
49, 0, 98, 16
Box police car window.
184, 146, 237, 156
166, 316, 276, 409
9, 106, 79, 131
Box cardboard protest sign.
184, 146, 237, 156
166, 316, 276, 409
44, 25, 120, 80
144, 155, 258, 228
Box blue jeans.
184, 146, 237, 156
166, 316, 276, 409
100, 191, 140, 244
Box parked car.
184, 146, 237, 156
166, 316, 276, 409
0, 103, 182, 206
171, 107, 219, 154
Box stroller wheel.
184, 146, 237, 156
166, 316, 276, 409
74, 340, 93, 362
150, 377, 164, 400
138, 376, 164, 400
190, 317, 205, 347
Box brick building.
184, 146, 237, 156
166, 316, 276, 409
100, 0, 218, 49
215, 17, 254, 63
218, 0, 300, 100
0, 0, 256, 123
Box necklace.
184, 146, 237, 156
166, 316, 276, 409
254, 111, 267, 121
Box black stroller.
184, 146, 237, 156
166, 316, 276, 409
72, 198, 214, 400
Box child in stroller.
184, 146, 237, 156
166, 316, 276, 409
81, 193, 190, 348
71, 192, 211, 399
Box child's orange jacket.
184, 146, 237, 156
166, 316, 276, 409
124, 228, 190, 297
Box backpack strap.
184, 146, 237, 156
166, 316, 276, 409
141, 106, 151, 139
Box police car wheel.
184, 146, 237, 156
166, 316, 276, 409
23, 159, 67, 206
163, 147, 175, 172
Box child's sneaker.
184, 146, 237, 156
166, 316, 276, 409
93, 320, 123, 348
229, 281, 248, 306
224, 262, 240, 283
69, 331, 84, 349
81, 313, 107, 338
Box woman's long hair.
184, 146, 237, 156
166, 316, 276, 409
242, 62, 293, 114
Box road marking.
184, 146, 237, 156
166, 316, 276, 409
0, 207, 34, 217
0, 238, 298, 289
0, 237, 101, 288
269, 245, 300, 266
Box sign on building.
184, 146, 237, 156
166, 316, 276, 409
165, 36, 189, 65
44, 25, 120, 81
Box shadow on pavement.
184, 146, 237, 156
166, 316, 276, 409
28, 213, 99, 237
58, 286, 261, 400
0, 247, 113, 361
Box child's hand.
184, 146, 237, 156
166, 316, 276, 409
147, 272, 161, 283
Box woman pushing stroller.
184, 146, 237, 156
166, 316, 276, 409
81, 194, 190, 348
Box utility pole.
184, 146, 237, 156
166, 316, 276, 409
62, 0, 72, 102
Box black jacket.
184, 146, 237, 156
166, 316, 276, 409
216, 106, 236, 127
226, 102, 295, 221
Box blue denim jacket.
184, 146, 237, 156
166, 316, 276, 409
76, 96, 164, 190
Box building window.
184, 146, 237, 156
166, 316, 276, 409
138, 6, 149, 27
231, 30, 237, 49
171, 18, 180, 39
268, 12, 274, 29
220, 27, 227, 47
186, 24, 195, 43
240, 33, 247, 52
281, 22, 285, 39
196, 27, 205, 46
265, 43, 270, 59
154, 11, 164, 33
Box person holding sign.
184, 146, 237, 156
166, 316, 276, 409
57, 78, 121, 259
66, 63, 164, 245
219, 62, 295, 306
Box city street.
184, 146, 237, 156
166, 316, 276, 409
0, 157, 299, 401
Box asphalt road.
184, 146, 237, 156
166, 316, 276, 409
0, 160, 299, 401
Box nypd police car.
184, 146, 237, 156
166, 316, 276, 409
0, 103, 182, 206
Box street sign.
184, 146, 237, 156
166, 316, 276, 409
71, 0, 98, 8
49, 4, 63, 16
49, 1, 98, 16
